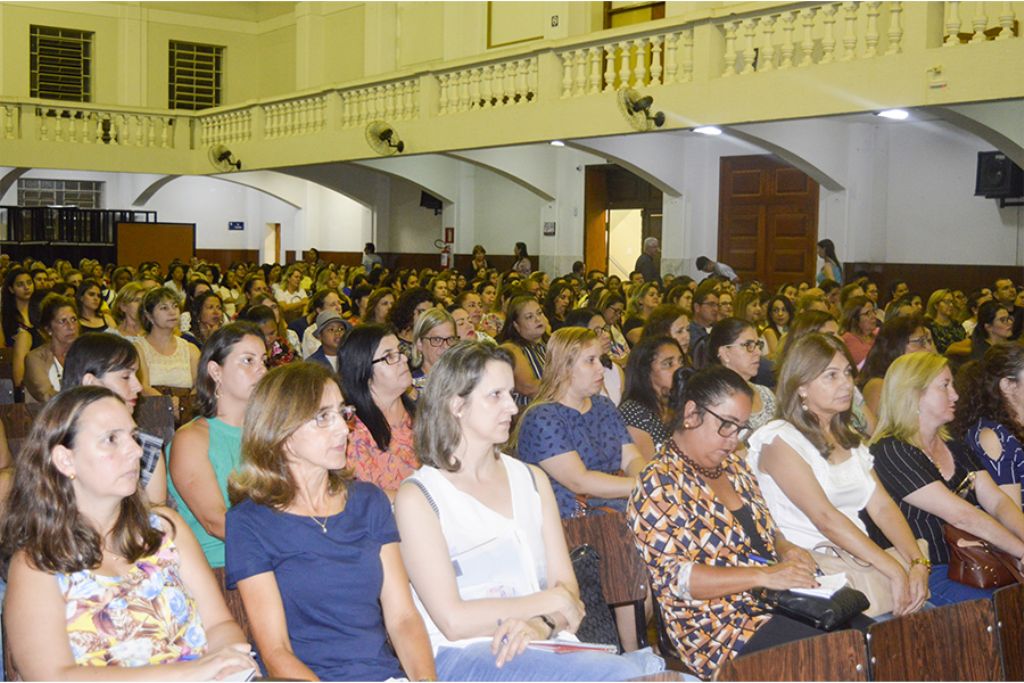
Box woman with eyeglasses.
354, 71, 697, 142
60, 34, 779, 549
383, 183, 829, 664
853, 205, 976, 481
225, 362, 436, 681
620, 336, 684, 461
168, 322, 268, 571
595, 290, 629, 365
748, 334, 929, 618
24, 294, 80, 403
946, 300, 1014, 363
697, 318, 775, 432
340, 325, 418, 501
630, 365, 846, 681
869, 351, 1024, 605
840, 296, 878, 368
515, 327, 646, 521
411, 308, 458, 396
858, 315, 934, 417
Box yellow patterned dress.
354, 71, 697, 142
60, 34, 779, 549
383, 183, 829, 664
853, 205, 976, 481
628, 441, 779, 681
56, 514, 209, 667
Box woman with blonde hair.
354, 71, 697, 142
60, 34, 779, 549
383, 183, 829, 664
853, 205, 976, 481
623, 282, 661, 346
869, 351, 1024, 605
925, 289, 965, 354
111, 281, 147, 340
747, 333, 930, 617
411, 307, 458, 395
225, 362, 435, 681
516, 327, 646, 519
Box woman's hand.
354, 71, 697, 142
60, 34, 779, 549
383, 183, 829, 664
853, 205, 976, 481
887, 570, 914, 616
758, 560, 819, 591
779, 546, 816, 575
544, 582, 585, 631
491, 618, 548, 668
906, 563, 930, 613
190, 643, 256, 681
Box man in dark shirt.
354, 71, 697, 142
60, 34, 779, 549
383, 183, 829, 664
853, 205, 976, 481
634, 237, 661, 286
993, 277, 1023, 339
688, 281, 720, 355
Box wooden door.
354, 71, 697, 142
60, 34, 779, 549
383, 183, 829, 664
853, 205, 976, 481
718, 156, 818, 288
584, 166, 609, 274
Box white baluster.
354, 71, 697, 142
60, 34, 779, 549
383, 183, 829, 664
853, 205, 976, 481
603, 44, 617, 92
468, 69, 481, 109
161, 118, 170, 148
503, 62, 515, 106
438, 74, 450, 115
527, 58, 538, 102
842, 2, 858, 60
516, 59, 529, 103
617, 40, 631, 85
945, 1, 962, 46
996, 2, 1014, 40
722, 21, 739, 76
480, 66, 494, 107
560, 52, 574, 98
632, 38, 646, 85
649, 36, 663, 85
970, 3, 990, 42
740, 19, 757, 74
887, 2, 904, 53
759, 15, 777, 71
821, 4, 838, 63
384, 83, 395, 117
135, 114, 144, 146
799, 8, 816, 66
588, 47, 602, 93
682, 29, 695, 82
148, 117, 157, 147
490, 63, 503, 106
574, 49, 587, 97
663, 33, 679, 84
780, 11, 797, 68
864, 2, 881, 56
53, 112, 65, 142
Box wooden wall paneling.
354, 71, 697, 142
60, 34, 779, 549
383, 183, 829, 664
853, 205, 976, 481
117, 223, 195, 271
846, 262, 1024, 299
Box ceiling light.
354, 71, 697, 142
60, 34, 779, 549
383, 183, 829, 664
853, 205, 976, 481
876, 109, 909, 120
550, 140, 565, 147
693, 126, 722, 136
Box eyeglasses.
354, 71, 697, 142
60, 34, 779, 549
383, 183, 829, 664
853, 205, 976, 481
312, 404, 357, 429
372, 349, 407, 365
422, 335, 459, 348
590, 324, 611, 335
703, 405, 753, 442
726, 339, 765, 353
53, 316, 79, 327
700, 301, 720, 309
907, 335, 934, 348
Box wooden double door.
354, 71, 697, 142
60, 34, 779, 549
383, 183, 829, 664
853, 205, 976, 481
718, 155, 819, 289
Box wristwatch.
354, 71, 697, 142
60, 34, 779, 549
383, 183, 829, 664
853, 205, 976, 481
910, 556, 931, 569
538, 614, 557, 638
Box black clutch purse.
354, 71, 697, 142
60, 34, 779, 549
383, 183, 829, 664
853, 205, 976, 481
751, 585, 869, 631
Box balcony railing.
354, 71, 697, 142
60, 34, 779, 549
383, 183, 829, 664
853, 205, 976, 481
0, 1, 1020, 171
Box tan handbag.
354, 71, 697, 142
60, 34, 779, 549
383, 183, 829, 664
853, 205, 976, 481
811, 539, 929, 617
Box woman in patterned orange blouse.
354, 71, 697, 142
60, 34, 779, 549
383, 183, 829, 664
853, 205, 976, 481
629, 366, 857, 681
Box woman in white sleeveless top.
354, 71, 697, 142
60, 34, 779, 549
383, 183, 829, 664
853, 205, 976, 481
136, 287, 199, 392
394, 341, 664, 681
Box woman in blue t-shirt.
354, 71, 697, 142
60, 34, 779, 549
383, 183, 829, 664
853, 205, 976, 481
515, 327, 647, 519
225, 362, 435, 682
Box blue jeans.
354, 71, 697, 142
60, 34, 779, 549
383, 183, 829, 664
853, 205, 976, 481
435, 642, 665, 681
927, 565, 994, 606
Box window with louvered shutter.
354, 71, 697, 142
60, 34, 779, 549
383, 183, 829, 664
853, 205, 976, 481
18, 179, 103, 209
30, 25, 93, 102
169, 41, 223, 110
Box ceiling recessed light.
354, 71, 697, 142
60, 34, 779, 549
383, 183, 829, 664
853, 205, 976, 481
550, 140, 566, 147
693, 126, 722, 136
876, 109, 909, 120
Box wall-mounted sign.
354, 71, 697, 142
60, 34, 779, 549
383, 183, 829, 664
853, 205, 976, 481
444, 226, 455, 243
228, 221, 245, 231
543, 221, 556, 236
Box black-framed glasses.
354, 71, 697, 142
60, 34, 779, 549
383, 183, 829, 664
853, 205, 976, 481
421, 335, 459, 348
703, 405, 753, 442
590, 324, 611, 335
312, 404, 357, 429
372, 349, 407, 365
907, 334, 934, 348
725, 339, 765, 353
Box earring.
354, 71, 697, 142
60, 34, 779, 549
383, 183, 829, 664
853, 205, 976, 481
799, 393, 809, 411
215, 382, 222, 400
68, 473, 76, 480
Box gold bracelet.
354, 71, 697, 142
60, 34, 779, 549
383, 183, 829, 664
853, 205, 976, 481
910, 556, 931, 569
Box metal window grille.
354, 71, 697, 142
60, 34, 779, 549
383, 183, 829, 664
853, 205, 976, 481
30, 25, 92, 102
17, 179, 104, 209
169, 40, 223, 110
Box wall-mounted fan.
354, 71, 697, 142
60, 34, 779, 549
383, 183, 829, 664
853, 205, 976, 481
365, 121, 405, 156
617, 88, 665, 132
208, 144, 242, 172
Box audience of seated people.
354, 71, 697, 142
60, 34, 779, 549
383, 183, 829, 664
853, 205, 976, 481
4, 252, 1024, 680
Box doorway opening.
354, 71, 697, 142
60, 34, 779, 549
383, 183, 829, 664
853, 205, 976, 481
263, 222, 281, 264
584, 164, 662, 277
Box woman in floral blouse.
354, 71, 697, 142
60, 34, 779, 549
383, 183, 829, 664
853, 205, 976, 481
1, 386, 253, 679
629, 366, 859, 681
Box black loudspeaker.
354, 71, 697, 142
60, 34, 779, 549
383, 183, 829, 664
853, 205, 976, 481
419, 191, 443, 215
975, 151, 1024, 198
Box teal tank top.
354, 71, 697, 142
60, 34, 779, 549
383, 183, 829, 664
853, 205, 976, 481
168, 417, 242, 568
